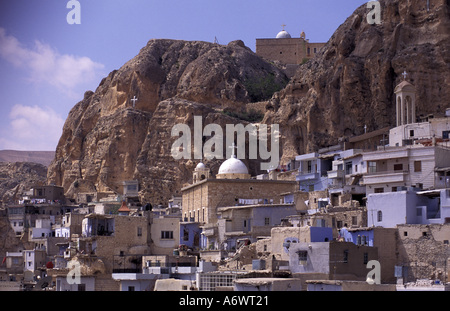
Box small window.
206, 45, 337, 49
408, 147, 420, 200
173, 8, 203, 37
414, 161, 422, 172
345, 162, 353, 175
161, 231, 173, 239
375, 188, 384, 194
422, 232, 427, 237
264, 218, 270, 226
137, 227, 142, 237
298, 250, 308, 262
317, 219, 326, 227
363, 252, 369, 265
377, 211, 383, 222
404, 231, 408, 237
410, 130, 415, 137
368, 162, 377, 173
343, 250, 349, 263
352, 216, 358, 226
443, 131, 450, 139
183, 228, 189, 241
394, 164, 403, 171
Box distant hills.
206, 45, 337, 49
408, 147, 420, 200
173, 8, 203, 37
0, 150, 55, 167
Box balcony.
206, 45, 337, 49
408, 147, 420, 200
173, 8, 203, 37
143, 265, 197, 275
297, 172, 320, 182
363, 170, 409, 185
327, 169, 344, 179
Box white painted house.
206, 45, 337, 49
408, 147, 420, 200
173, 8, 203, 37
362, 145, 450, 195
367, 189, 450, 228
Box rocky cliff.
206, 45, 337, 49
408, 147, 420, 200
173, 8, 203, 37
266, 0, 450, 162
48, 0, 450, 205
47, 40, 288, 204
0, 162, 48, 204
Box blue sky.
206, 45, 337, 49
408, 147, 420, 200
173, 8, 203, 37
0, 0, 368, 151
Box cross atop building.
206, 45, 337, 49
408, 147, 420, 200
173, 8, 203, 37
402, 71, 408, 81
131, 96, 138, 108
229, 142, 237, 158
281, 24, 286, 31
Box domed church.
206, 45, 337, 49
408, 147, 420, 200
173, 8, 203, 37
216, 146, 251, 180
181, 145, 297, 251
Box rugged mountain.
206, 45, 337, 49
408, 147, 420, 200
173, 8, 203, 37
0, 150, 55, 167
0, 162, 48, 204
48, 0, 450, 205
47, 39, 288, 204
266, 0, 450, 162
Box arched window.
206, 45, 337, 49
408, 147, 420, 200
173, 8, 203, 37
397, 96, 402, 126
377, 211, 383, 222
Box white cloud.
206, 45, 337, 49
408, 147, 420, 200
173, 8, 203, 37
0, 27, 104, 94
0, 105, 65, 151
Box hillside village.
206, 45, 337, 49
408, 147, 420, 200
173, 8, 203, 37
1, 54, 450, 291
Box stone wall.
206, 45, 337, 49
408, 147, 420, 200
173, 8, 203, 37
397, 224, 450, 283
182, 179, 296, 223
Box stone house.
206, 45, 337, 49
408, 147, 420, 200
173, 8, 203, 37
216, 203, 298, 251
288, 241, 379, 282
341, 227, 398, 284
150, 216, 180, 256
396, 224, 450, 284
264, 226, 333, 264
50, 212, 152, 291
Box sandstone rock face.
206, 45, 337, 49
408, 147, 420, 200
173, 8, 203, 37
265, 0, 450, 163
48, 40, 288, 204
0, 162, 48, 204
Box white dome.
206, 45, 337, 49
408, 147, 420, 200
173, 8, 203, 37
276, 30, 291, 39
195, 162, 207, 170
218, 156, 249, 175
